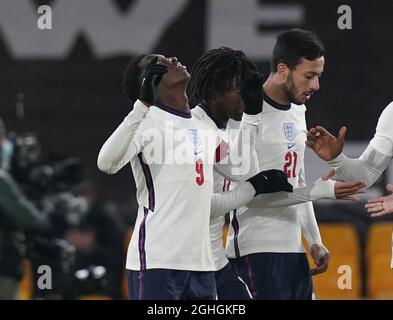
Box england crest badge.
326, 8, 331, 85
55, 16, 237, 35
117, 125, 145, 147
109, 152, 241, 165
283, 123, 296, 141
188, 129, 201, 147
188, 128, 203, 157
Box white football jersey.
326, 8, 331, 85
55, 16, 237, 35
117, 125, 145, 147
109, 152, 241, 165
192, 105, 262, 269
191, 106, 234, 270
126, 105, 217, 271
226, 98, 309, 257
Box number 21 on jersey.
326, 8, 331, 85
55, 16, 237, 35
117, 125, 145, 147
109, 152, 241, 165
284, 151, 297, 178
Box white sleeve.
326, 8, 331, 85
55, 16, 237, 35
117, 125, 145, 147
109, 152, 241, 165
246, 178, 336, 209
370, 101, 393, 157
214, 113, 260, 181
97, 100, 149, 174
298, 167, 323, 247
210, 182, 256, 218
327, 102, 393, 187
328, 145, 392, 187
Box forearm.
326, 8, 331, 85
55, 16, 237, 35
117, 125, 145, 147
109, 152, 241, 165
300, 201, 323, 247
214, 114, 260, 181
211, 182, 256, 217
246, 178, 335, 209
328, 144, 391, 187
97, 100, 148, 174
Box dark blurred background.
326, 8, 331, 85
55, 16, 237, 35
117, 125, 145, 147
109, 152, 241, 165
0, 0, 393, 299
0, 0, 392, 202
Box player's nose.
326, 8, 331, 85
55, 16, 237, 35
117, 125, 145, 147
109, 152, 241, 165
168, 57, 178, 64
310, 77, 320, 91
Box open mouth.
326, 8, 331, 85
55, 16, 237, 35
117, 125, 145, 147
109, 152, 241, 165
303, 92, 313, 101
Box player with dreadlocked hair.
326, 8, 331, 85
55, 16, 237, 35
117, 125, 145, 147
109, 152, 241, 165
187, 47, 265, 300
188, 47, 261, 120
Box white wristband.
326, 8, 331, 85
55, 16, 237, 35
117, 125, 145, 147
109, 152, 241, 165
327, 153, 346, 169
310, 178, 336, 200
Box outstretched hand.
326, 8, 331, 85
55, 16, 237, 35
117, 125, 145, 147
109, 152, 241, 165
365, 184, 393, 217
322, 169, 367, 202
306, 126, 346, 161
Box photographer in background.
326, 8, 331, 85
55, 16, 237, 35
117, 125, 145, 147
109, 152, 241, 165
11, 132, 125, 299
1, 122, 124, 299
8, 133, 79, 299
0, 118, 48, 299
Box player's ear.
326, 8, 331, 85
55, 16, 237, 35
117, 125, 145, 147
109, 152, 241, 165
277, 63, 289, 81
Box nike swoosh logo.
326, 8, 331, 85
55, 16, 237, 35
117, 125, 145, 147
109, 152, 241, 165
287, 143, 296, 149
194, 150, 203, 155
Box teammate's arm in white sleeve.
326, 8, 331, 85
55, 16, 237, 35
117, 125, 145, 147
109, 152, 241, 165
210, 182, 256, 217
210, 170, 339, 217
246, 178, 336, 209
214, 113, 260, 181
97, 100, 149, 174
328, 145, 392, 187
328, 102, 393, 187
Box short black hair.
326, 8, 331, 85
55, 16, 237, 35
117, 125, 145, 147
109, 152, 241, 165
188, 47, 258, 107
271, 28, 325, 72
122, 54, 147, 103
